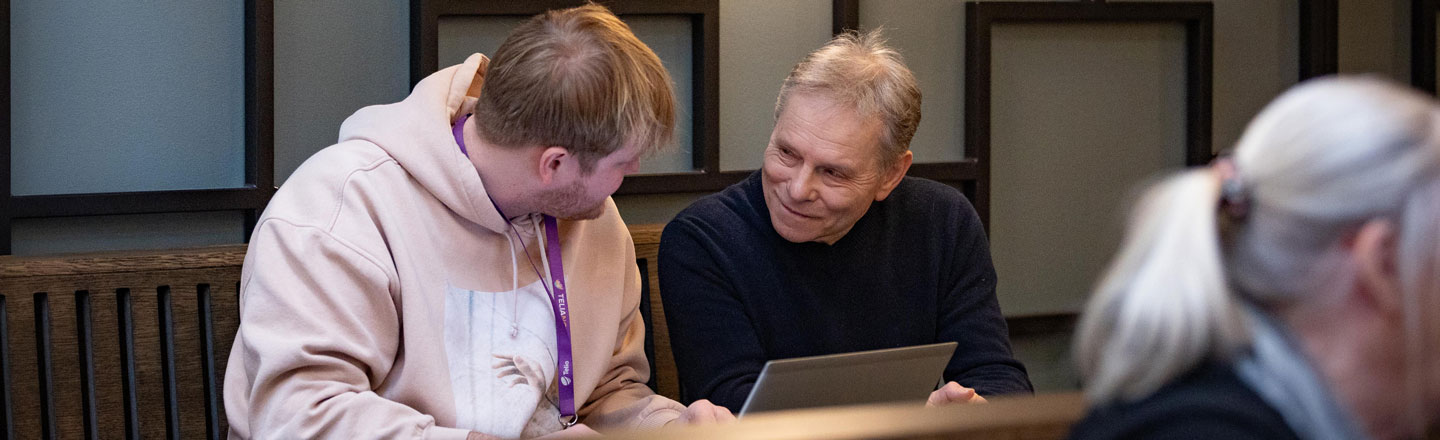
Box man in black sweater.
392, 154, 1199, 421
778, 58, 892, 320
658, 30, 1032, 411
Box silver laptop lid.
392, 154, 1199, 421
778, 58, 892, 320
738, 342, 958, 416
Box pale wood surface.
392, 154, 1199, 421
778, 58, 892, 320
609, 392, 1086, 440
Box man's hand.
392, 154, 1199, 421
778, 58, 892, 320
673, 399, 736, 425
926, 382, 987, 407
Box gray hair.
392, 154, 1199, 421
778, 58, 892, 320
1074, 77, 1440, 412
774, 29, 921, 168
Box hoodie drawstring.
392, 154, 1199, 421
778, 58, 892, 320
535, 215, 554, 294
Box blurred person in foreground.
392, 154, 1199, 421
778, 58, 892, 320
1070, 77, 1440, 440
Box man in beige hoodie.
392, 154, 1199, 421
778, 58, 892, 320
224, 5, 732, 439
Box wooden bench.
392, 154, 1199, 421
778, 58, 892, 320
0, 224, 682, 439
0, 245, 246, 439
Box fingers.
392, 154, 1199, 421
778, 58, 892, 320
697, 399, 736, 422
712, 403, 737, 422
492, 354, 514, 367
927, 382, 978, 407
685, 400, 718, 425
683, 399, 737, 425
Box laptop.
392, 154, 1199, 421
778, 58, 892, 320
737, 342, 958, 416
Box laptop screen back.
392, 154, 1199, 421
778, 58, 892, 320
738, 342, 958, 416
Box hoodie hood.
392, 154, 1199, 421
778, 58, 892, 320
336, 53, 512, 234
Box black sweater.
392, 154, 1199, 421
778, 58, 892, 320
658, 171, 1032, 409
1069, 363, 1302, 440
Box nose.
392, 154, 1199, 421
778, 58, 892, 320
788, 167, 819, 202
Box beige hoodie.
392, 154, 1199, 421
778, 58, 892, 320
224, 54, 683, 439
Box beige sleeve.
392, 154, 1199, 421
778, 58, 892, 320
231, 220, 471, 440
575, 243, 685, 432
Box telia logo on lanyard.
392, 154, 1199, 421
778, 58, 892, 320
454, 114, 578, 428
542, 215, 578, 427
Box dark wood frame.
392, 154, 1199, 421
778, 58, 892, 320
1300, 0, 1338, 80
410, 0, 740, 195
1415, 0, 1439, 93
833, 0, 859, 35
830, 0, 983, 207
0, 0, 276, 255
965, 1, 1214, 225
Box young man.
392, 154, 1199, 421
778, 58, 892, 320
225, 5, 731, 439
660, 31, 1033, 411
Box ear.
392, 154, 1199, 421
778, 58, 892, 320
1350, 219, 1402, 318
874, 150, 913, 202
535, 146, 571, 186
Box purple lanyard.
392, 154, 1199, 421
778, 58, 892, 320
454, 115, 578, 427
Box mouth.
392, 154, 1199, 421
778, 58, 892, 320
779, 199, 817, 219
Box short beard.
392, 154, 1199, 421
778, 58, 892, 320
538, 180, 606, 221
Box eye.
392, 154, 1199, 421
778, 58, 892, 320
822, 168, 844, 179
775, 146, 799, 163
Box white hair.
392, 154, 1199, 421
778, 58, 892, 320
1074, 77, 1440, 408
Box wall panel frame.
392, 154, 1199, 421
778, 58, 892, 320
831, 0, 982, 211
1300, 0, 1339, 80
1415, 0, 1438, 93
966, 0, 1214, 227
411, 0, 735, 195
1, 1, 276, 255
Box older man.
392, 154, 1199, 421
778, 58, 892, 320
659, 31, 1032, 411
225, 5, 731, 439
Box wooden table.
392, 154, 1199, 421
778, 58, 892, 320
610, 392, 1086, 440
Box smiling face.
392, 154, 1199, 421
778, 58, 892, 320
761, 91, 909, 244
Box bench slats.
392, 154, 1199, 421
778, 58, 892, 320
117, 288, 142, 440
0, 296, 11, 440
198, 284, 223, 440
36, 293, 60, 439
76, 291, 99, 440
158, 286, 181, 440
2, 260, 244, 440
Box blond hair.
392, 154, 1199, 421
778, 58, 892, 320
474, 3, 676, 171
775, 29, 921, 168
1075, 77, 1440, 415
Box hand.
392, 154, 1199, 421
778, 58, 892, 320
926, 382, 987, 407
493, 354, 547, 391
672, 399, 736, 425
533, 424, 600, 438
